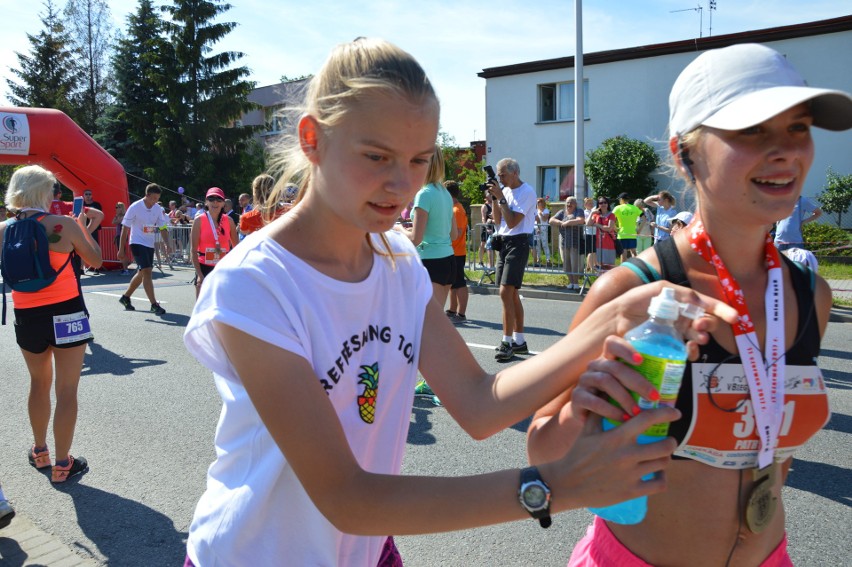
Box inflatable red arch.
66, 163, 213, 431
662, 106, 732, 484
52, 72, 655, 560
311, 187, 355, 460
1, 107, 129, 268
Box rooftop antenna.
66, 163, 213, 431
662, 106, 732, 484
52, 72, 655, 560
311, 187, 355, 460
708, 1, 717, 37
671, 4, 704, 38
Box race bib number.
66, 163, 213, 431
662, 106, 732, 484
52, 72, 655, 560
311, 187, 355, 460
53, 312, 93, 345
204, 247, 224, 264
675, 363, 830, 469
143, 225, 157, 234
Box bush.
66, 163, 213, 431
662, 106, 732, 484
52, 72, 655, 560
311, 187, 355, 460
803, 222, 852, 256
584, 136, 659, 200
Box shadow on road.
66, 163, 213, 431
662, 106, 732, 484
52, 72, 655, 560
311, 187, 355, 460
823, 411, 852, 435
786, 457, 852, 508
58, 483, 187, 566
407, 401, 438, 446
819, 348, 852, 362
83, 341, 167, 377
0, 537, 29, 567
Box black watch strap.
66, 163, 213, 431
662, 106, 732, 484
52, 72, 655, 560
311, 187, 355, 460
519, 466, 552, 528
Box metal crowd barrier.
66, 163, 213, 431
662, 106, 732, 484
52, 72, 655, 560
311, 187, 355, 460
466, 222, 625, 292
98, 225, 194, 271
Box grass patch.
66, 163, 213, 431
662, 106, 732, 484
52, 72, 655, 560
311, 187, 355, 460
817, 261, 852, 280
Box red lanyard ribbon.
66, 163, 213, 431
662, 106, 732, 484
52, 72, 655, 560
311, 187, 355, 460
688, 220, 785, 468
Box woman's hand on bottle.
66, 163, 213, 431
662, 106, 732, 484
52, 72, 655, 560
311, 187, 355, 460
569, 336, 653, 424
586, 281, 739, 352
542, 402, 679, 511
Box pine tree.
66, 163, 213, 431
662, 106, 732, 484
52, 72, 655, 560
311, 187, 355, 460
63, 0, 116, 135
160, 0, 258, 195
100, 0, 172, 187
6, 0, 81, 120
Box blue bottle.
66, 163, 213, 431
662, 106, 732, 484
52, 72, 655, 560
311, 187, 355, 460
589, 287, 690, 524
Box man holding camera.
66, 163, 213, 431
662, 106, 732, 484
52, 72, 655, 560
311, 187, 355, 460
484, 158, 536, 361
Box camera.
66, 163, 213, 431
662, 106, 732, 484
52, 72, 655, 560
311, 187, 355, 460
480, 165, 497, 192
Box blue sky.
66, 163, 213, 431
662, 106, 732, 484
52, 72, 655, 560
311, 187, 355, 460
1, 1, 849, 144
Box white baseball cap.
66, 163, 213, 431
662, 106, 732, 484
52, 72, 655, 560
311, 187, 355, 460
672, 211, 694, 225
669, 43, 852, 137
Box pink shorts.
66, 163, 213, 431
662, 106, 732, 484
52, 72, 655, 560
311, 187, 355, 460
567, 516, 792, 567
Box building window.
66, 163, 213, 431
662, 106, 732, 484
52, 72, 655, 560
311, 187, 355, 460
538, 81, 588, 122
265, 105, 288, 134
540, 166, 574, 201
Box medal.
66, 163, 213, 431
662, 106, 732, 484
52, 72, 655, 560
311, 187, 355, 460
745, 463, 778, 533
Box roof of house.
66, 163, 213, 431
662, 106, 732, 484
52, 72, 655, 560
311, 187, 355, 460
478, 15, 852, 79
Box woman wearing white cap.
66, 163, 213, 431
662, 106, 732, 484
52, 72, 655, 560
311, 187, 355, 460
528, 43, 852, 566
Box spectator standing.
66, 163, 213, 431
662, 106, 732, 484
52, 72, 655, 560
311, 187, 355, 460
612, 192, 643, 262
48, 183, 72, 216
532, 198, 552, 267
581, 197, 597, 273
117, 183, 170, 315
550, 196, 585, 291
587, 196, 617, 269
238, 192, 252, 214
113, 202, 131, 275
445, 181, 469, 322
634, 198, 653, 253
185, 200, 197, 221
81, 189, 102, 274
223, 199, 238, 224
479, 192, 495, 269
644, 191, 678, 243
485, 157, 536, 361
191, 187, 238, 298
774, 196, 822, 251
2, 165, 103, 483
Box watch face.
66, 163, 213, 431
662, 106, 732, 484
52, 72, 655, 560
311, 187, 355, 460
523, 485, 547, 509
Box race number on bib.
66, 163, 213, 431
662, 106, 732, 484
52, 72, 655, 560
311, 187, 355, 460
53, 311, 93, 345
143, 225, 157, 234
204, 247, 223, 264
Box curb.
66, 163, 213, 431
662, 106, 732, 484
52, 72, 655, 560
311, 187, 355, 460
469, 283, 852, 323
0, 512, 97, 566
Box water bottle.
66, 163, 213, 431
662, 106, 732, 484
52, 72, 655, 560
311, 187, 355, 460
589, 287, 699, 524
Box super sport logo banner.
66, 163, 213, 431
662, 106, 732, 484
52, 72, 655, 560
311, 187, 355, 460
0, 113, 31, 155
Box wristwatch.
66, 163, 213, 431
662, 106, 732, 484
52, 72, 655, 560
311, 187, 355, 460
518, 466, 552, 528
498, 198, 507, 205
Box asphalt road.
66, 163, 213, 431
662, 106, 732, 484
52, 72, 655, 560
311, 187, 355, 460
0, 267, 849, 566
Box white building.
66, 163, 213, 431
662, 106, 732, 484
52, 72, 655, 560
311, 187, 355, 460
479, 15, 852, 216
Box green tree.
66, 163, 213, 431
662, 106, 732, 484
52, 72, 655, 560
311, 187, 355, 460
63, 0, 116, 135
99, 0, 171, 187
160, 0, 258, 195
584, 135, 660, 199
458, 155, 487, 205
817, 167, 852, 226
6, 0, 81, 120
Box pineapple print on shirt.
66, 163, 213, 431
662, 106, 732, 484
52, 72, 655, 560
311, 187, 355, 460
357, 363, 379, 424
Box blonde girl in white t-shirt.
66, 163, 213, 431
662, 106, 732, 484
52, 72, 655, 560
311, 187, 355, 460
182, 37, 738, 567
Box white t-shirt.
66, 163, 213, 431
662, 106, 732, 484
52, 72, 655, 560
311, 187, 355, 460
121, 199, 169, 248
184, 229, 432, 567
497, 182, 536, 236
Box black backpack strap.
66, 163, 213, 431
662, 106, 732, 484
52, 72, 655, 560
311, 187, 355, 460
654, 237, 691, 286
70, 251, 89, 318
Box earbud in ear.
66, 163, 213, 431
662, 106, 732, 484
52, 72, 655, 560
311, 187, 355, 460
678, 141, 696, 183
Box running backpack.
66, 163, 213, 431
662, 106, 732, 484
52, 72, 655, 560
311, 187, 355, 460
1, 212, 74, 324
